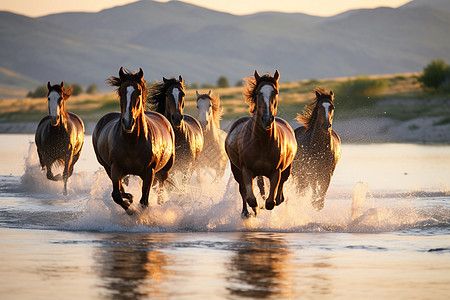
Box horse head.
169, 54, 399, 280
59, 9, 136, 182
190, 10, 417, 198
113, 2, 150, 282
252, 70, 280, 130
108, 67, 146, 133
164, 76, 185, 128
315, 89, 335, 131
196, 90, 213, 130
47, 81, 72, 126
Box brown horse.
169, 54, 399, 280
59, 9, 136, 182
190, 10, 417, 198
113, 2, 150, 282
148, 76, 203, 188
196, 90, 228, 182
92, 67, 175, 212
35, 82, 85, 195
225, 70, 297, 217
291, 88, 342, 210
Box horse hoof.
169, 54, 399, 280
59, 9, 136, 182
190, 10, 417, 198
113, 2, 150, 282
252, 206, 259, 216
125, 208, 136, 216
241, 211, 251, 219
265, 200, 275, 210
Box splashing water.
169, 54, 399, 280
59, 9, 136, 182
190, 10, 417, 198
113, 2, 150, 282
3, 140, 449, 234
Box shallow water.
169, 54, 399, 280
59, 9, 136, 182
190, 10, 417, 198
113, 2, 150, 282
0, 134, 449, 299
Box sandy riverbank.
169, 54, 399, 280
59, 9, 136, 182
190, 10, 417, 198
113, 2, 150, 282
1, 116, 449, 144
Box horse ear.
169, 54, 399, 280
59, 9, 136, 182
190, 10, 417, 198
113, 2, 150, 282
119, 67, 125, 79
315, 90, 321, 98
208, 90, 212, 96
60, 81, 64, 89
330, 91, 334, 97
138, 68, 144, 79
196, 90, 200, 98
47, 82, 51, 90
254, 70, 260, 81
163, 77, 168, 83
274, 70, 280, 81
179, 75, 184, 83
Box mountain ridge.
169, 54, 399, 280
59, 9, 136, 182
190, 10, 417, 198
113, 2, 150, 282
1, 0, 449, 93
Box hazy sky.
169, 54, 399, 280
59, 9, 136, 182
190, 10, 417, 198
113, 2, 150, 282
1, 0, 411, 17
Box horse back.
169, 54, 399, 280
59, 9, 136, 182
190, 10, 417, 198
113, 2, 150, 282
181, 114, 204, 158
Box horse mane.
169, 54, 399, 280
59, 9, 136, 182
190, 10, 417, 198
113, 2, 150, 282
48, 83, 72, 100
243, 74, 279, 115
197, 93, 224, 128
106, 68, 147, 103
296, 88, 334, 129
148, 77, 185, 114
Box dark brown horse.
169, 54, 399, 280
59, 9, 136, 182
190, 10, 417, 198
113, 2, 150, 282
196, 90, 227, 182
225, 70, 297, 217
35, 82, 85, 195
92, 67, 175, 212
291, 88, 342, 210
148, 76, 203, 188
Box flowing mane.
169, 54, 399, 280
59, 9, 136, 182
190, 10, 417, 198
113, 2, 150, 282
148, 78, 185, 114
48, 82, 73, 100
197, 93, 223, 128
244, 74, 279, 115
106, 68, 147, 102
296, 88, 334, 129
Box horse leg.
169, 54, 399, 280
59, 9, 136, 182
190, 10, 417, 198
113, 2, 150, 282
62, 154, 74, 196
46, 163, 62, 181
256, 176, 265, 199
119, 180, 133, 203
275, 165, 291, 206
265, 169, 281, 210
312, 175, 331, 211
242, 168, 258, 215
230, 163, 250, 217
110, 165, 132, 211
139, 168, 155, 208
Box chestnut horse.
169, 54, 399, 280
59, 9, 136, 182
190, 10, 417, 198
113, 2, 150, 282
148, 76, 203, 188
196, 90, 227, 182
35, 82, 85, 195
92, 67, 175, 212
291, 88, 342, 210
225, 70, 297, 217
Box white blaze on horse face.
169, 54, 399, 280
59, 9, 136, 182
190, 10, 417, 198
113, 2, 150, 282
172, 88, 180, 110
48, 90, 60, 118
260, 85, 274, 116
197, 98, 211, 125
323, 102, 331, 121
124, 85, 135, 124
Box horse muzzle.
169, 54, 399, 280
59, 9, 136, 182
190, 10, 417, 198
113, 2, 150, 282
261, 115, 274, 130
50, 116, 60, 126
322, 122, 332, 130
121, 118, 135, 133
171, 113, 184, 128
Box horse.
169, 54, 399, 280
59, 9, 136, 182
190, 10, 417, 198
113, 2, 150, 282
225, 70, 297, 217
92, 67, 175, 213
148, 76, 203, 188
195, 90, 228, 182
35, 81, 85, 195
291, 88, 342, 210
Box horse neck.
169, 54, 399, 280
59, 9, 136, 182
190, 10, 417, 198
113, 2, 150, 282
125, 106, 148, 139
309, 117, 332, 147
251, 113, 276, 141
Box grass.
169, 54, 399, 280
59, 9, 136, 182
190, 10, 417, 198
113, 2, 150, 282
1, 73, 449, 125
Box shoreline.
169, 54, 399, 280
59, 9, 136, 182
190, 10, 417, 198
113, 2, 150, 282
1, 116, 449, 144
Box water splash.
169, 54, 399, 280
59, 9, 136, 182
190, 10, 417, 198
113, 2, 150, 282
7, 144, 450, 234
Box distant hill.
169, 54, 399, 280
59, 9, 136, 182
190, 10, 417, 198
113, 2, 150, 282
1, 0, 449, 93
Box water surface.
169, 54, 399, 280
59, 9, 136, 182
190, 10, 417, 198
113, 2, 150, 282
0, 135, 449, 299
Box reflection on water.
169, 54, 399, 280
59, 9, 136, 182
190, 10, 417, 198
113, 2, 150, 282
226, 233, 292, 298
94, 234, 173, 300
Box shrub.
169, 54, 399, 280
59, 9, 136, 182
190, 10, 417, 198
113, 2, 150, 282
71, 83, 83, 96
27, 85, 48, 98
418, 59, 449, 90
335, 76, 388, 109
217, 76, 230, 88
86, 84, 98, 95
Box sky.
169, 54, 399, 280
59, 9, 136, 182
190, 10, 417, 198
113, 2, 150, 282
1, 0, 411, 17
